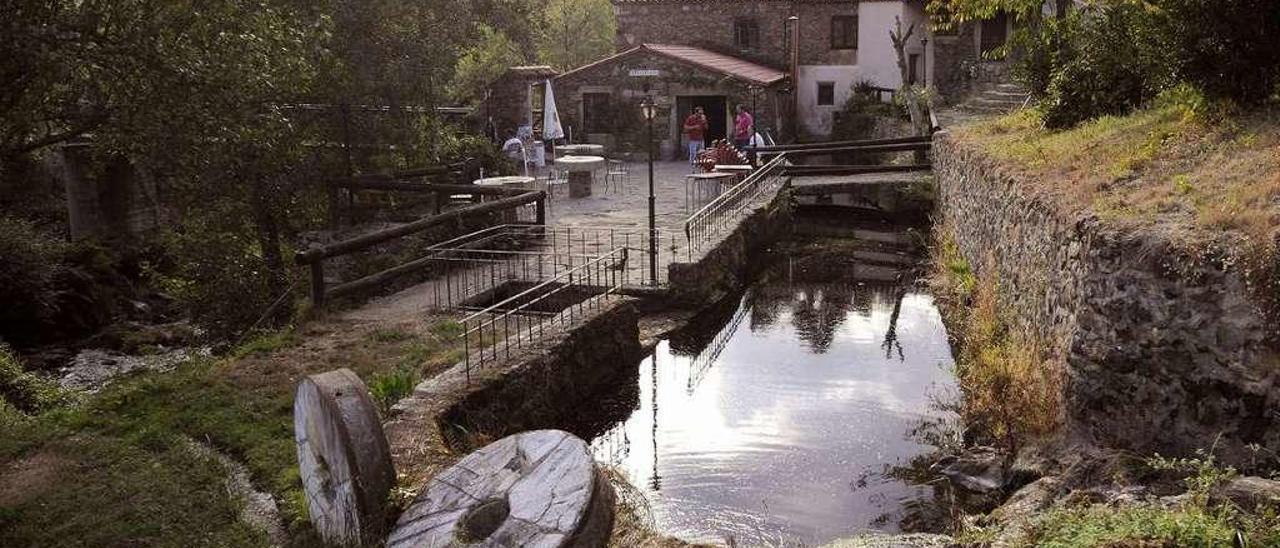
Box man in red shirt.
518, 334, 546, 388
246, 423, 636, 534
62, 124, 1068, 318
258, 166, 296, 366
683, 106, 708, 166
734, 104, 754, 149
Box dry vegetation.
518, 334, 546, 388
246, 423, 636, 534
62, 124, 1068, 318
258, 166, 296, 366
954, 95, 1280, 246
929, 222, 1063, 453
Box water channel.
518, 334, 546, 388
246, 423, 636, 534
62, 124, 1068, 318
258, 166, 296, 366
588, 251, 957, 545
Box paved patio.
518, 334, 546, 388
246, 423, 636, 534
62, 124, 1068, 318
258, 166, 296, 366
541, 161, 722, 230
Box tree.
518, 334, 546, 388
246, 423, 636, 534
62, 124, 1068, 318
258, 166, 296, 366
538, 0, 617, 71
890, 17, 932, 139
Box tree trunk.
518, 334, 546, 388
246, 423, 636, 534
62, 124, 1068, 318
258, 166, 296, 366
250, 175, 289, 319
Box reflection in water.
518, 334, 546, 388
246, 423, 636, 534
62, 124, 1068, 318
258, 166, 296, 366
589, 281, 955, 546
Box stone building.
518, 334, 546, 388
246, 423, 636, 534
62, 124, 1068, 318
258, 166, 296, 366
478, 65, 560, 140
609, 0, 1017, 137
552, 44, 788, 158
486, 1, 1028, 146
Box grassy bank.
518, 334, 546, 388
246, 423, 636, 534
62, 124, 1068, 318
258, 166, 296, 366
953, 94, 1280, 244
0, 316, 463, 547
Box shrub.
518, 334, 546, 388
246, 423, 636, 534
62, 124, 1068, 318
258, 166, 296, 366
0, 216, 67, 346
1037, 3, 1173, 129
159, 220, 296, 342
368, 366, 418, 416
1152, 0, 1280, 105
0, 345, 73, 413
832, 80, 903, 141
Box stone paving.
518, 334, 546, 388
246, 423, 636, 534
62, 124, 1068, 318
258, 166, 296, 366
541, 160, 719, 230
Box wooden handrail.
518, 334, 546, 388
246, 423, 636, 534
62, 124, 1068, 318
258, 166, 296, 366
297, 190, 544, 265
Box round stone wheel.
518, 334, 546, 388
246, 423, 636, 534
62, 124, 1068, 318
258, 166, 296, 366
387, 430, 615, 548
294, 368, 395, 546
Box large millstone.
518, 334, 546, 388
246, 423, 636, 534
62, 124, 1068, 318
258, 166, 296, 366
294, 369, 395, 546
388, 430, 615, 547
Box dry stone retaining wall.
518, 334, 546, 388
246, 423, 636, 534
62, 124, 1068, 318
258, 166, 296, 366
934, 131, 1280, 464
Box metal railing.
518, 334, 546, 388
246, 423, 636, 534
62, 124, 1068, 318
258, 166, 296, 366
428, 223, 683, 286
458, 247, 629, 379
683, 153, 789, 259
682, 294, 750, 394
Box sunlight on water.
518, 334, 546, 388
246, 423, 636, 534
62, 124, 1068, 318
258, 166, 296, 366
590, 282, 956, 546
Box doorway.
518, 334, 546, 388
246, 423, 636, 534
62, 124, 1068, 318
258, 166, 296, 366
676, 96, 728, 144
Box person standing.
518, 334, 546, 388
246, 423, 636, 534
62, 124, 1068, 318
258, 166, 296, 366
734, 104, 754, 149
683, 106, 708, 166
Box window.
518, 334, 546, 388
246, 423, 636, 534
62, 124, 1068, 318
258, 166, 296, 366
582, 93, 612, 133
817, 82, 835, 106
734, 18, 760, 50
831, 15, 858, 50
909, 54, 920, 85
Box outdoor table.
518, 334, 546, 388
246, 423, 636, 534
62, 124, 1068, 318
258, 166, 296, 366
555, 155, 605, 198
684, 172, 736, 212
713, 164, 754, 185
558, 144, 605, 156
474, 175, 536, 188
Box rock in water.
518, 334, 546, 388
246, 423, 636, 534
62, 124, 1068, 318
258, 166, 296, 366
295, 369, 395, 546
388, 429, 615, 548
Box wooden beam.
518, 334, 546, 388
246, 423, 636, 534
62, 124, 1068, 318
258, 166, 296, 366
295, 190, 545, 265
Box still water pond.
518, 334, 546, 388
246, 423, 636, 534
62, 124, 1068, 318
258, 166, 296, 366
590, 280, 956, 546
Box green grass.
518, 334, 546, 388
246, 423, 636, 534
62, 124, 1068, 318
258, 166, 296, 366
0, 428, 267, 548
955, 97, 1280, 243
1026, 505, 1238, 547
0, 318, 464, 547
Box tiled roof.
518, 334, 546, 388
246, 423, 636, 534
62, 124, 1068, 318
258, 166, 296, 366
556, 44, 787, 86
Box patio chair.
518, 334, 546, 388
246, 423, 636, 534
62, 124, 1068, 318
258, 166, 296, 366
542, 167, 569, 200
604, 159, 629, 193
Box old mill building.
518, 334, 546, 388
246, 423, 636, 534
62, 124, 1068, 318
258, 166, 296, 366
482, 0, 1037, 157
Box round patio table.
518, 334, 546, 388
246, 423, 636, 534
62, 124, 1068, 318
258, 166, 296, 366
473, 175, 536, 188
558, 144, 605, 156
554, 155, 605, 198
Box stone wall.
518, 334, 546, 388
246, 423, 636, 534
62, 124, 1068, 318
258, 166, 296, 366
933, 131, 1280, 465
668, 185, 793, 304
384, 299, 641, 488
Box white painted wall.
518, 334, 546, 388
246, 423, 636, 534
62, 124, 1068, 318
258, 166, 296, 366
796, 1, 907, 136
856, 1, 907, 89
796, 65, 858, 136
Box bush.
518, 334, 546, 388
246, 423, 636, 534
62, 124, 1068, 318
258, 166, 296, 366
0, 345, 72, 413
832, 81, 903, 141
159, 220, 295, 342
0, 216, 68, 346
1037, 4, 1174, 129
1153, 0, 1280, 105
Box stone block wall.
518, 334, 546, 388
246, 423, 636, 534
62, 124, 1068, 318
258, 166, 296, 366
934, 131, 1280, 464
553, 50, 785, 153
668, 185, 793, 304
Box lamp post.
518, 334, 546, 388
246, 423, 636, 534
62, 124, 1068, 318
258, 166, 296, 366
640, 97, 658, 285
920, 36, 929, 87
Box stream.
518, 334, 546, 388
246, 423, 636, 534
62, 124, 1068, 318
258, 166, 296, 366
587, 255, 957, 545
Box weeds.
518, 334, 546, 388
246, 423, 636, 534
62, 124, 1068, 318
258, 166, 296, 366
0, 345, 74, 414
369, 366, 419, 416
929, 222, 1062, 455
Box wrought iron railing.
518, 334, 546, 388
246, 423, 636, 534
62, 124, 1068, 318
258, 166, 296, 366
427, 223, 682, 286
683, 294, 750, 394
458, 247, 629, 379
683, 154, 789, 260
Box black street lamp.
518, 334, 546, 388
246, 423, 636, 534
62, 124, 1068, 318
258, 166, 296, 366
920, 36, 929, 87
640, 97, 658, 285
